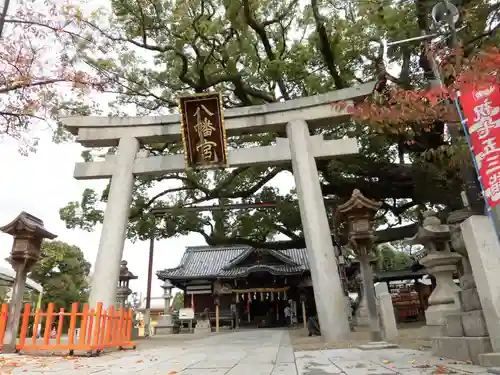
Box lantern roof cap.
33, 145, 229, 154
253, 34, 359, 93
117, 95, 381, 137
407, 210, 451, 245
119, 260, 138, 281
447, 208, 472, 225
337, 189, 382, 214
162, 279, 173, 289
0, 211, 57, 239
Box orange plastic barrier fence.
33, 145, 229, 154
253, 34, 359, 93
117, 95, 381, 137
0, 302, 136, 355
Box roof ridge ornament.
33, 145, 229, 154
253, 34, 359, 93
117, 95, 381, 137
223, 247, 299, 270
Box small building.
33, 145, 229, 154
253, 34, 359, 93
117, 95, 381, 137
157, 245, 315, 328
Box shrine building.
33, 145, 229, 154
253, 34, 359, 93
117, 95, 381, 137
156, 245, 316, 328
156, 244, 438, 329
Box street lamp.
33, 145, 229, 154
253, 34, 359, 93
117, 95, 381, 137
338, 190, 383, 342
117, 260, 138, 308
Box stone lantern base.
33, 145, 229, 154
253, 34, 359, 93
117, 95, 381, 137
420, 251, 462, 334
155, 314, 174, 335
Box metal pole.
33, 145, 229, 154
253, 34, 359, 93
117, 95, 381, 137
144, 231, 155, 337
384, 14, 483, 214
440, 4, 484, 214
424, 36, 482, 212
386, 33, 438, 47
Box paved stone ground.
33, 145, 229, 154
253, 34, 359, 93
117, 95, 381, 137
290, 324, 432, 352
0, 329, 492, 374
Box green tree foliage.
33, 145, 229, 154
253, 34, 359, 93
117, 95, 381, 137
172, 292, 184, 311
29, 240, 91, 311
60, 0, 499, 248
0, 286, 9, 304
375, 243, 413, 272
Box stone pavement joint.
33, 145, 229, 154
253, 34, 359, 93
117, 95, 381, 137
0, 329, 494, 374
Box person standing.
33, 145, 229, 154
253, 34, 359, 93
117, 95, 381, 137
284, 304, 291, 327
230, 303, 238, 329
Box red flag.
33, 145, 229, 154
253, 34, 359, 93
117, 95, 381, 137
460, 83, 500, 209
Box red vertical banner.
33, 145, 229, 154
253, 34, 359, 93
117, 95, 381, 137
191, 294, 195, 312
460, 83, 500, 209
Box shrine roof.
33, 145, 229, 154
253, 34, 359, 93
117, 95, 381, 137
373, 269, 427, 282
156, 245, 309, 280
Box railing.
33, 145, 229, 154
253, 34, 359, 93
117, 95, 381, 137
0, 302, 136, 355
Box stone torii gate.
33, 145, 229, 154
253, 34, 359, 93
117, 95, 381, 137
62, 82, 374, 343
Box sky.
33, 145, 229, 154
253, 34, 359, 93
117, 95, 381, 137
0, 132, 296, 304
0, 134, 209, 301
0, 0, 299, 305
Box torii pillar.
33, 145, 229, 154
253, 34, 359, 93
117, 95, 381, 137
62, 83, 374, 342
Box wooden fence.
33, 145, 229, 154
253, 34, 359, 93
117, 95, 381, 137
0, 302, 136, 355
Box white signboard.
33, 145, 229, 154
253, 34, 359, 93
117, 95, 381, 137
178, 308, 195, 320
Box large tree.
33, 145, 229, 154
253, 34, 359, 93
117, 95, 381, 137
29, 240, 91, 311
60, 0, 499, 248
0, 0, 103, 153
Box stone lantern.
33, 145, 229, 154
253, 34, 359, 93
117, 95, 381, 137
338, 190, 383, 343
447, 208, 474, 290
408, 210, 461, 334
155, 280, 174, 335
116, 260, 137, 308
0, 212, 56, 353
161, 279, 174, 314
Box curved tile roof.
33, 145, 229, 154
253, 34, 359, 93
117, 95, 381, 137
156, 245, 309, 280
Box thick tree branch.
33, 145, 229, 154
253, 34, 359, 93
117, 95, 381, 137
199, 223, 419, 250
241, 0, 291, 100
311, 0, 344, 89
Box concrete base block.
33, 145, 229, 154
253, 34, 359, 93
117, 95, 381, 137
155, 325, 174, 335
480, 353, 500, 367
459, 288, 482, 312
462, 310, 488, 337
468, 337, 493, 364
432, 336, 470, 362
433, 336, 492, 364
358, 341, 398, 350
425, 324, 448, 338
446, 313, 464, 337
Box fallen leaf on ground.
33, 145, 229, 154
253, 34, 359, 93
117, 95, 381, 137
136, 360, 144, 363
168, 371, 177, 374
